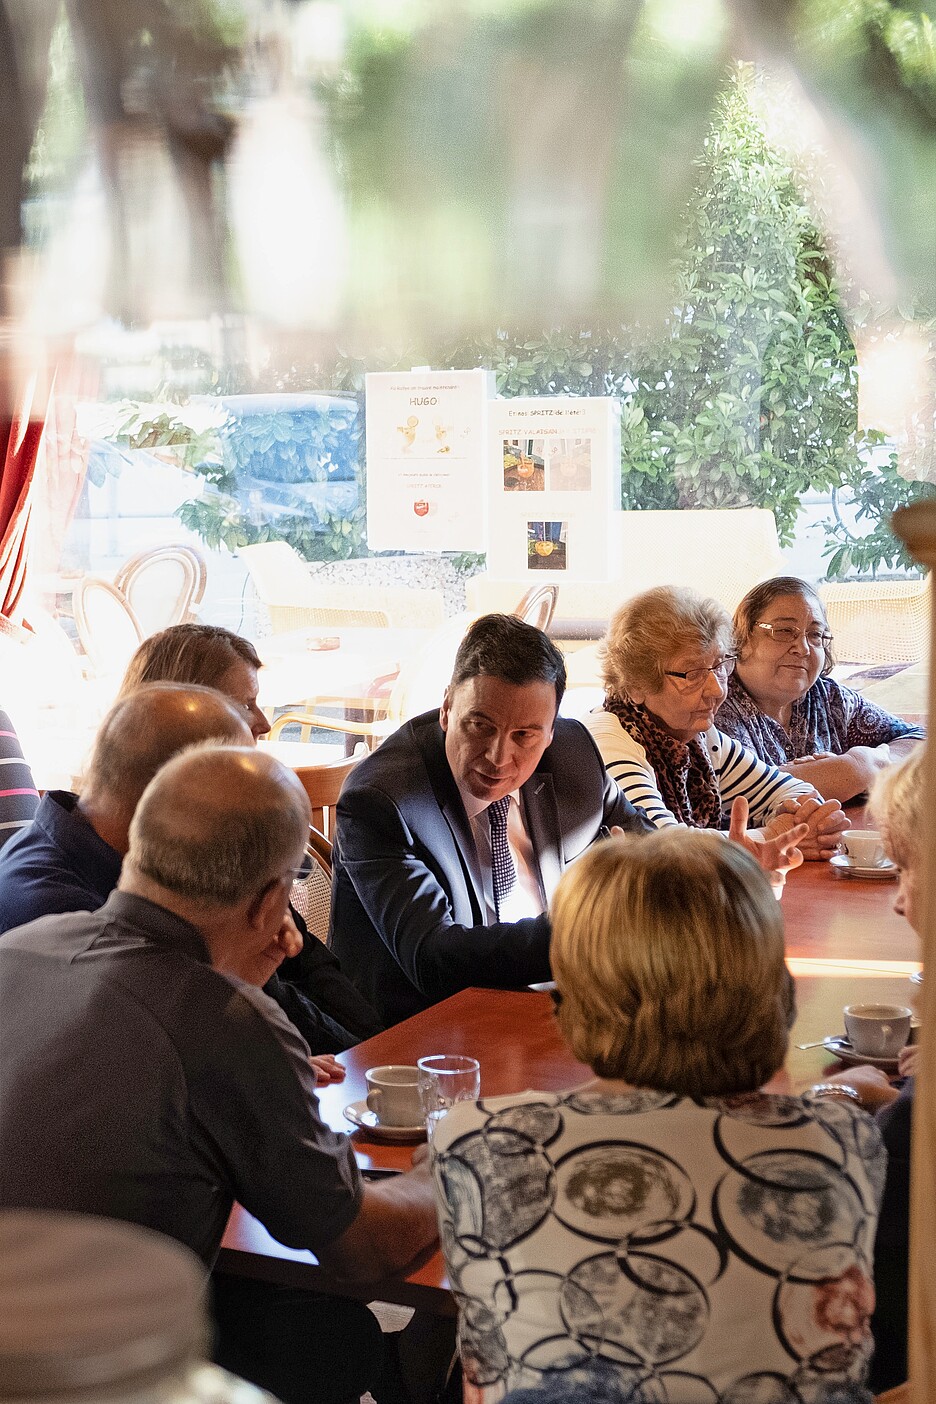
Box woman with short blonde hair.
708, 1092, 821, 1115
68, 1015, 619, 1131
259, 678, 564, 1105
600, 585, 732, 701
432, 827, 884, 1403
584, 585, 843, 859
551, 828, 788, 1096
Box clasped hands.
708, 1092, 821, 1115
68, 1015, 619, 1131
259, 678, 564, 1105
763, 794, 849, 861
728, 793, 848, 892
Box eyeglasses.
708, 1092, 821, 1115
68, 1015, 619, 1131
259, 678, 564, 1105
663, 656, 736, 691
756, 623, 833, 649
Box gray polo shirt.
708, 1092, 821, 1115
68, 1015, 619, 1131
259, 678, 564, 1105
0, 891, 363, 1266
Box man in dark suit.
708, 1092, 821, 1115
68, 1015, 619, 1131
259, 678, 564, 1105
330, 613, 653, 1027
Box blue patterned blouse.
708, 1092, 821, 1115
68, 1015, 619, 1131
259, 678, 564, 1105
717, 674, 924, 767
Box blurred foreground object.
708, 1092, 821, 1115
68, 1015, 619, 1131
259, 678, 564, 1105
0, 1209, 277, 1403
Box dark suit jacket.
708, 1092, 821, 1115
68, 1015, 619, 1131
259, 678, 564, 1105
329, 709, 652, 1027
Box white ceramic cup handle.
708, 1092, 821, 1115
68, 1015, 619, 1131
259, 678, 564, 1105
366, 1090, 382, 1115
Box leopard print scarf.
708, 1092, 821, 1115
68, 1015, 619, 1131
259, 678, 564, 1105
603, 693, 722, 829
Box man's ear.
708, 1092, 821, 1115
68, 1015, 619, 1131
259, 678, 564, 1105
246, 877, 287, 933
439, 687, 452, 732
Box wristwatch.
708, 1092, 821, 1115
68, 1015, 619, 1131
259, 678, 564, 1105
809, 1082, 861, 1103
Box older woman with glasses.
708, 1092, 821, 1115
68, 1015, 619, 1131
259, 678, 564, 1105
584, 585, 848, 860
718, 577, 924, 803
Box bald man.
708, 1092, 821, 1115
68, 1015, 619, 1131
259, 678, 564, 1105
0, 683, 380, 1053
0, 746, 439, 1404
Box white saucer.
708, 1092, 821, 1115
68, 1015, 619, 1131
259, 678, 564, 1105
343, 1100, 425, 1143
829, 853, 897, 880
822, 1035, 900, 1074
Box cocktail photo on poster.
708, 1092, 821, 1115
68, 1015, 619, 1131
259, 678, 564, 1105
503, 438, 545, 492
527, 520, 568, 571
547, 436, 591, 491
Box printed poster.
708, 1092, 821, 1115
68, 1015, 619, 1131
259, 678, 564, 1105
487, 397, 621, 580
365, 369, 491, 552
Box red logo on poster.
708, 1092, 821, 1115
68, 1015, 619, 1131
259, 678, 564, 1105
413, 500, 429, 517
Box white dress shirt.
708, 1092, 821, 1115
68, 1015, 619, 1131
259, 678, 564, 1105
458, 786, 546, 924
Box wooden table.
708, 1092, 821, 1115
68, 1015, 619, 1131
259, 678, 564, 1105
218, 858, 921, 1312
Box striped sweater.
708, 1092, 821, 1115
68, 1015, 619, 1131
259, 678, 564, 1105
584, 707, 814, 830
0, 709, 40, 851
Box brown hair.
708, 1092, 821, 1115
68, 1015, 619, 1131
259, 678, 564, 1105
732, 577, 835, 676
118, 625, 262, 698
600, 586, 733, 699
449, 613, 566, 709
550, 828, 789, 1097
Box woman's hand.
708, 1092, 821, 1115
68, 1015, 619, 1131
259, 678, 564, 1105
816, 1066, 900, 1112
898, 1043, 919, 1077
728, 796, 808, 892
767, 796, 849, 860
309, 1054, 347, 1086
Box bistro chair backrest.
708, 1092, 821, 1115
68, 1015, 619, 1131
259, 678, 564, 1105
114, 544, 206, 637
514, 584, 559, 633
73, 577, 144, 677
290, 753, 362, 838
290, 827, 333, 944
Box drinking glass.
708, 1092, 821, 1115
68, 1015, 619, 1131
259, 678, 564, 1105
417, 1054, 481, 1137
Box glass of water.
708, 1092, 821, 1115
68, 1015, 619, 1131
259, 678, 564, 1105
417, 1054, 481, 1137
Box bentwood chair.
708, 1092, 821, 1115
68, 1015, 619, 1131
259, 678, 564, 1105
114, 544, 206, 637
514, 584, 559, 632
285, 752, 362, 839
290, 827, 333, 944
73, 577, 144, 677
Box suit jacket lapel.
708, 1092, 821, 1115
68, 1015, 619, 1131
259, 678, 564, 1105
522, 769, 563, 901
412, 712, 486, 921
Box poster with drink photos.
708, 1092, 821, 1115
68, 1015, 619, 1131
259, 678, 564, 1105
487, 397, 622, 580
364, 369, 491, 551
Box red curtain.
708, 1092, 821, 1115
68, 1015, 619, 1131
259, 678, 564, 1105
0, 377, 48, 630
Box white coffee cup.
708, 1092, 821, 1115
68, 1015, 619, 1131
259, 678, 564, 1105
844, 1004, 913, 1058
365, 1065, 421, 1127
842, 830, 886, 867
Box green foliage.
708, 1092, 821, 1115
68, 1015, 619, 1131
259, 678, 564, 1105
616, 67, 866, 545
95, 62, 935, 577
823, 446, 936, 577
25, 9, 87, 201
101, 397, 366, 563
107, 403, 222, 473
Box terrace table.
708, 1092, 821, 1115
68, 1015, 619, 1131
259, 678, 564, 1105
255, 626, 432, 713
218, 856, 920, 1313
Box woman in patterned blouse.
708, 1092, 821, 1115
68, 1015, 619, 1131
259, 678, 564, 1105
719, 577, 924, 803
431, 830, 885, 1404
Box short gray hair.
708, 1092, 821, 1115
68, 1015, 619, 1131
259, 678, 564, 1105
601, 586, 733, 698
86, 683, 251, 807
128, 746, 310, 907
